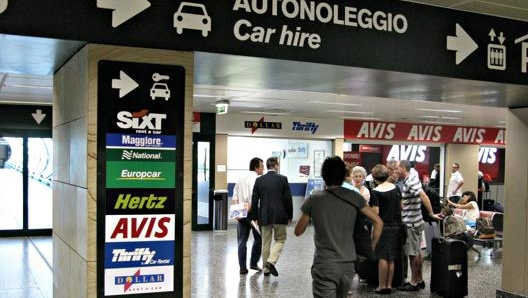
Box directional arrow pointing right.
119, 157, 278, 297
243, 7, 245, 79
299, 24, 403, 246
112, 70, 139, 98
447, 23, 479, 65
97, 0, 151, 28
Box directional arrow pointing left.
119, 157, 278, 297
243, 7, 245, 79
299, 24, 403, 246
32, 109, 46, 124
97, 0, 151, 28
447, 23, 478, 65
112, 70, 139, 98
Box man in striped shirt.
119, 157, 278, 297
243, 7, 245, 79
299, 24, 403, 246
397, 160, 442, 291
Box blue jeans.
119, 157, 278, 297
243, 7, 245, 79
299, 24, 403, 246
237, 218, 262, 269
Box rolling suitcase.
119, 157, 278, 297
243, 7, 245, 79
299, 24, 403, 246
430, 237, 468, 298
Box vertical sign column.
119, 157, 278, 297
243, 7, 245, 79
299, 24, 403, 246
97, 60, 184, 297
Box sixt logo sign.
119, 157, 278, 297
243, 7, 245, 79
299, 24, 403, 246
115, 269, 165, 293
292, 121, 319, 134
116, 109, 167, 133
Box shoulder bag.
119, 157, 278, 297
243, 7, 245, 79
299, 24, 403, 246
326, 189, 375, 260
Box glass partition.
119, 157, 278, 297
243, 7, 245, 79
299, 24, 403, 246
0, 137, 23, 230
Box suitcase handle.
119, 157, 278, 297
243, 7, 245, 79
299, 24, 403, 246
433, 236, 445, 244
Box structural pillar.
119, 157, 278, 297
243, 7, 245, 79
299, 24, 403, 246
53, 44, 193, 298
499, 108, 528, 298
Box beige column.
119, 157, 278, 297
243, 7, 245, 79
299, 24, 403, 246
443, 144, 479, 196
334, 138, 344, 158
215, 134, 228, 189
53, 44, 193, 298
500, 109, 528, 297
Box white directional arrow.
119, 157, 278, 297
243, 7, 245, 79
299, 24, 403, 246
447, 23, 478, 65
97, 0, 151, 28
112, 70, 139, 98
32, 109, 46, 124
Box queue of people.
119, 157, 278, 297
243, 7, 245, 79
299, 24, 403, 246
234, 155, 474, 297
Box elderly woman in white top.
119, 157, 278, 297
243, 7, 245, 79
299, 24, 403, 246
352, 166, 370, 203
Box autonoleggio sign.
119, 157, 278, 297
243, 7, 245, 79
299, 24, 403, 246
97, 60, 185, 297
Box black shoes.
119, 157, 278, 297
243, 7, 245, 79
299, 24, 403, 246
250, 265, 262, 272
266, 262, 279, 276
240, 268, 249, 275
374, 288, 392, 295
418, 281, 426, 289
398, 282, 420, 291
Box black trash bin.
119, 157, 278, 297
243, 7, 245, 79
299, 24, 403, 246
213, 189, 228, 230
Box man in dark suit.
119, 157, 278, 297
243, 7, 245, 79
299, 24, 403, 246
249, 157, 293, 277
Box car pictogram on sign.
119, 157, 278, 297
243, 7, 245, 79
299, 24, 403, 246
150, 83, 171, 101
173, 2, 211, 37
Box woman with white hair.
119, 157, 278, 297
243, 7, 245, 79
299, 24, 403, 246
352, 166, 370, 203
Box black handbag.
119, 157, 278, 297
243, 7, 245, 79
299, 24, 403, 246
326, 189, 375, 260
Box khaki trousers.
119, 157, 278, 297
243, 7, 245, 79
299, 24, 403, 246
261, 224, 287, 271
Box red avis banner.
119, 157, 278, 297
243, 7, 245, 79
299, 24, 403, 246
344, 120, 506, 145
479, 147, 500, 180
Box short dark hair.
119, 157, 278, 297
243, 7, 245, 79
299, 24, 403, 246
266, 157, 279, 169
321, 156, 346, 187
249, 157, 263, 171
371, 164, 390, 182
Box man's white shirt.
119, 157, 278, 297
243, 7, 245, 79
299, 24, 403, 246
233, 171, 259, 204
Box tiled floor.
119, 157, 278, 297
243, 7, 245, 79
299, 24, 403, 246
0, 225, 502, 298
0, 237, 52, 298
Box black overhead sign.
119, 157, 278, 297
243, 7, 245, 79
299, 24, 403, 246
1, 0, 528, 85
0, 104, 51, 130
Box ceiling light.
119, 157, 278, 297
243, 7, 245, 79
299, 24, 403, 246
416, 108, 462, 113
215, 99, 230, 114
419, 120, 461, 125
339, 116, 381, 121
241, 110, 290, 116
309, 100, 361, 106
327, 110, 372, 114
419, 115, 461, 120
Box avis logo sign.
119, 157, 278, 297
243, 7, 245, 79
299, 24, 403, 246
479, 147, 497, 164
386, 145, 427, 162
105, 214, 175, 242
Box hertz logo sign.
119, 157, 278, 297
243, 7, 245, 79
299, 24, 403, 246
114, 194, 167, 209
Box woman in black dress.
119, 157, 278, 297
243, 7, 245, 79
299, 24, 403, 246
370, 164, 403, 295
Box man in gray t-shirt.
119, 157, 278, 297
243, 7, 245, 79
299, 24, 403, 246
295, 156, 382, 298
